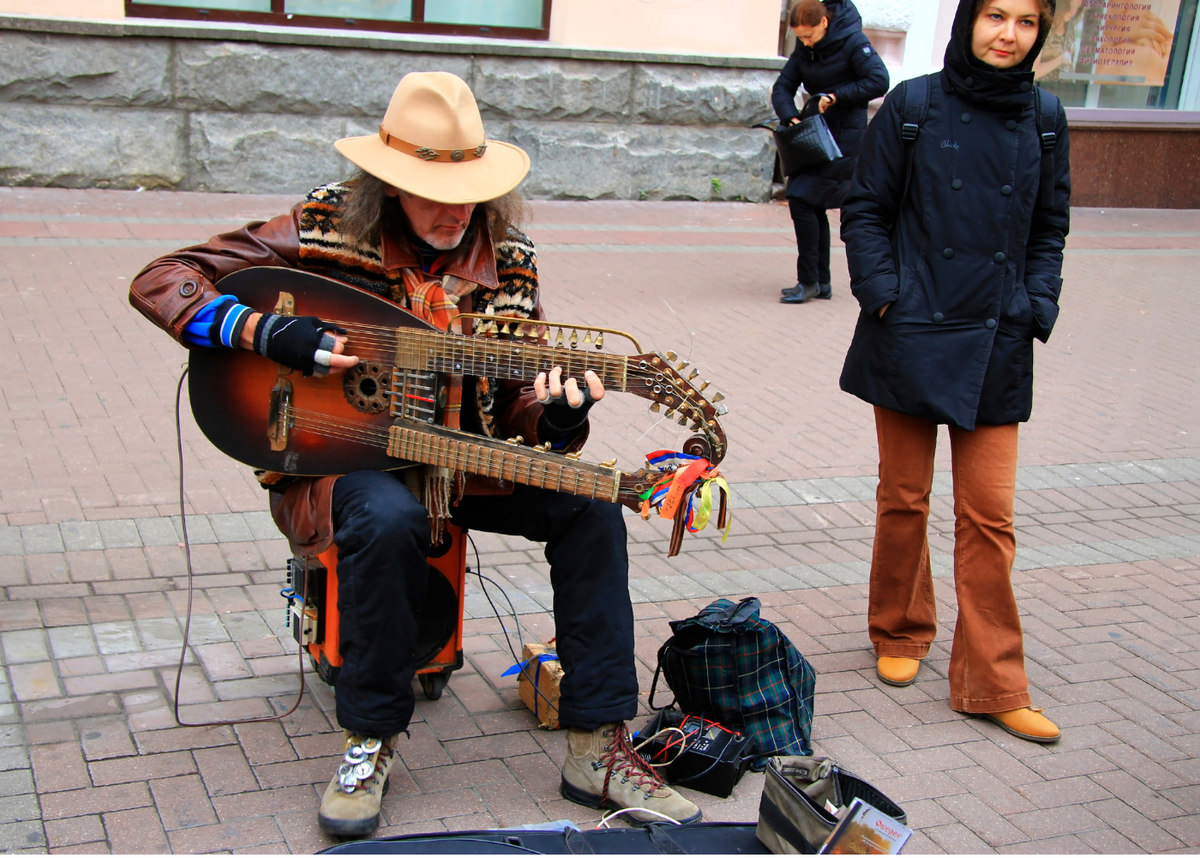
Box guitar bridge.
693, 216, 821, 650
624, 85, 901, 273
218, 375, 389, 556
268, 377, 293, 451
389, 368, 444, 424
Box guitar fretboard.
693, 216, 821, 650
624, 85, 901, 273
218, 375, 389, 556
394, 329, 631, 390
385, 422, 621, 503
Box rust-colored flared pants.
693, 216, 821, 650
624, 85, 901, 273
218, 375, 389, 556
868, 406, 1032, 714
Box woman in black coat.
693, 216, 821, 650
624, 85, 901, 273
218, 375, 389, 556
772, 0, 888, 304
839, 0, 1069, 742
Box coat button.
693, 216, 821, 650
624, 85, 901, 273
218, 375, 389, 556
933, 312, 944, 323
951, 179, 963, 190
994, 251, 1006, 263
943, 247, 955, 259
961, 112, 972, 123
1006, 119, 1018, 131
1001, 185, 1013, 195
965, 76, 975, 87
179, 280, 198, 297
985, 318, 998, 329
1020, 81, 1032, 92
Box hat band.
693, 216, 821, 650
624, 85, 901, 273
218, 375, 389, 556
379, 126, 487, 162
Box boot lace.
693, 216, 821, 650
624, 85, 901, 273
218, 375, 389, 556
597, 722, 664, 805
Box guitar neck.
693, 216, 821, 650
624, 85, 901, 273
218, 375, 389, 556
394, 329, 631, 391
385, 421, 622, 504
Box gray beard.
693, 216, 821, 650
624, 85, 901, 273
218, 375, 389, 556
421, 228, 468, 251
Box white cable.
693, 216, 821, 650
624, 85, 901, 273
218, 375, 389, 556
632, 726, 691, 767
596, 807, 684, 829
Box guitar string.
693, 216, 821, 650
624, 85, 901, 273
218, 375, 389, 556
282, 410, 617, 493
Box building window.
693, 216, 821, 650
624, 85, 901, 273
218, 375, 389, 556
1035, 0, 1200, 109
125, 0, 552, 38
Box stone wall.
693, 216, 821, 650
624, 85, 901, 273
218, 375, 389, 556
0, 16, 785, 201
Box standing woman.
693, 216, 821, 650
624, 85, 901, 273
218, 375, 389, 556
840, 0, 1068, 742
773, 0, 888, 305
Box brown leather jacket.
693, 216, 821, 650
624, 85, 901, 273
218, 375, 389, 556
129, 204, 577, 554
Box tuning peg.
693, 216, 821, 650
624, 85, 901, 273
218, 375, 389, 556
555, 329, 564, 347
649, 402, 661, 413
699, 380, 711, 392
595, 332, 604, 350
569, 329, 579, 349
665, 409, 676, 420
506, 435, 524, 445
600, 458, 618, 468
582, 330, 593, 347
565, 451, 583, 460
676, 360, 690, 372
677, 414, 688, 426
711, 391, 725, 403
535, 441, 552, 451
690, 419, 703, 431
665, 350, 678, 362
716, 404, 728, 416
687, 368, 700, 381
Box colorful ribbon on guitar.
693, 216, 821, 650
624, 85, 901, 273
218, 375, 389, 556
639, 450, 732, 557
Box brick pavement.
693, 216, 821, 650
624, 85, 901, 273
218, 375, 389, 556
1, 187, 1199, 852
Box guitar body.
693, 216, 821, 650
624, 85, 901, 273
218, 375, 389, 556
188, 267, 436, 476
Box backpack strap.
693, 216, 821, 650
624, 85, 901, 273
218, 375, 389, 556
898, 75, 932, 210
1034, 85, 1061, 208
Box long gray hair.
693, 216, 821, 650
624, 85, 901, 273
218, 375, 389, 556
338, 169, 530, 249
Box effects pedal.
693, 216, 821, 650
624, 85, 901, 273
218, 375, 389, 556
634, 708, 755, 798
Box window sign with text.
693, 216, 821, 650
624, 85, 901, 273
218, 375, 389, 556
1036, 0, 1200, 107
1036, 0, 1181, 86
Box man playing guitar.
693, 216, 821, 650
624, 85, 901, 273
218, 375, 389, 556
128, 72, 701, 838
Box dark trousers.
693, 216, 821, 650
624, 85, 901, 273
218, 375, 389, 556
788, 198, 831, 286
330, 471, 638, 738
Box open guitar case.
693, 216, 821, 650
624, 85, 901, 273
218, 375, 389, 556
320, 822, 767, 854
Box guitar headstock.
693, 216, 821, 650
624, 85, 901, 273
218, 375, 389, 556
627, 351, 728, 462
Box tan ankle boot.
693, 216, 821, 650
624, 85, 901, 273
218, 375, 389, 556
981, 707, 1060, 743
560, 722, 702, 826
317, 730, 401, 838
876, 656, 920, 687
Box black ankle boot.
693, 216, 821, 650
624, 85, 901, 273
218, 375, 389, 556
817, 282, 832, 299
781, 283, 820, 304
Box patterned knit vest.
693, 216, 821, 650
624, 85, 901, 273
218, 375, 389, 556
295, 182, 539, 439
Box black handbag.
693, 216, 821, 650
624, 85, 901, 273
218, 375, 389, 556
754, 97, 843, 177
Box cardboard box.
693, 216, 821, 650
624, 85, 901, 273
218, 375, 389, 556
515, 642, 563, 730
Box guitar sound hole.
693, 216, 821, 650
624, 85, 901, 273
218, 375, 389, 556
343, 364, 390, 415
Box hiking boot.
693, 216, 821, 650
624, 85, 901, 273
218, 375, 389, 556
980, 707, 1061, 744
317, 731, 401, 838
561, 722, 702, 827
876, 656, 920, 687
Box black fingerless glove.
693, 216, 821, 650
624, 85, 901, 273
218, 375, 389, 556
538, 387, 596, 440
253, 314, 345, 377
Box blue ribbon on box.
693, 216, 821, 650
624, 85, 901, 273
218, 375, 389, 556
501, 652, 559, 677
503, 652, 560, 724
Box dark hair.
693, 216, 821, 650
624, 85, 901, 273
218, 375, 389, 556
339, 168, 530, 249
972, 0, 1055, 39
789, 0, 829, 28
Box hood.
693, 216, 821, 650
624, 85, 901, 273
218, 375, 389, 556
812, 0, 864, 56
942, 0, 1056, 110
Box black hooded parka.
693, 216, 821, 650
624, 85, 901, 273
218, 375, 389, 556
838, 0, 1070, 430
771, 0, 890, 209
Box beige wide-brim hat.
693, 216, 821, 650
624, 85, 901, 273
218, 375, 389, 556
336, 72, 529, 205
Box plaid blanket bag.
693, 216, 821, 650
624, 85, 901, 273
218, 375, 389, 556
649, 597, 817, 759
